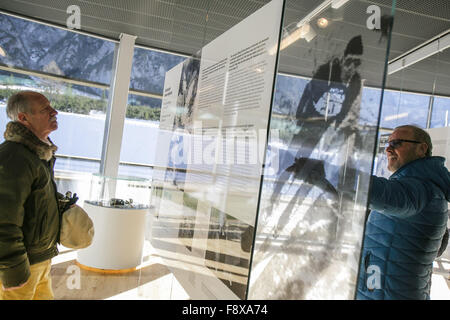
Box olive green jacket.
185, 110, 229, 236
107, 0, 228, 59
0, 121, 60, 288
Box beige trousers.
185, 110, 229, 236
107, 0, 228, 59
0, 259, 54, 300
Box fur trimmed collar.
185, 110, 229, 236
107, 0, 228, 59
3, 121, 57, 161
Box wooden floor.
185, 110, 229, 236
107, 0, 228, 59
50, 241, 190, 300
50, 241, 450, 300
431, 251, 450, 300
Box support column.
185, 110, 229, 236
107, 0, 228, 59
100, 33, 136, 198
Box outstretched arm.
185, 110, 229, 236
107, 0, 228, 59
369, 175, 433, 218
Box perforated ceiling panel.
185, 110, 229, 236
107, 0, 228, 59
0, 0, 449, 95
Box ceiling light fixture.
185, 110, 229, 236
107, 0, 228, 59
317, 17, 329, 28
331, 0, 350, 9
388, 30, 450, 74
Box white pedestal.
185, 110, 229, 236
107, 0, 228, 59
77, 201, 149, 270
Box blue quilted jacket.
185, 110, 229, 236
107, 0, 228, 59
356, 156, 449, 300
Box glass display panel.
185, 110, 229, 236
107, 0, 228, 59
247, 0, 396, 299
148, 0, 285, 299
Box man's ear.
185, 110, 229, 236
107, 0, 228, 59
418, 142, 428, 157
17, 112, 28, 124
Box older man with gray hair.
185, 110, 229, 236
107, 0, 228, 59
0, 90, 60, 299
357, 124, 449, 300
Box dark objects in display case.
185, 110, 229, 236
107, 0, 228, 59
110, 198, 125, 206
85, 198, 148, 209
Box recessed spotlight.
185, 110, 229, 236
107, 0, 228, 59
317, 17, 329, 28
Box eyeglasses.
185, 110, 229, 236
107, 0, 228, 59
385, 139, 422, 149
343, 58, 361, 67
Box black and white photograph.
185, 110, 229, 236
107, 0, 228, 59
174, 51, 201, 132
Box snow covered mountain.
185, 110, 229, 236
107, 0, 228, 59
0, 13, 185, 97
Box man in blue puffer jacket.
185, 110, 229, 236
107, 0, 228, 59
356, 125, 449, 300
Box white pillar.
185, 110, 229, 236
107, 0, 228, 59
100, 33, 136, 198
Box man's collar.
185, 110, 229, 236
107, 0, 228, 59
3, 121, 57, 161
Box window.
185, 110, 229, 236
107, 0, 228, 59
379, 90, 429, 129
130, 47, 185, 95
430, 96, 450, 128
118, 94, 162, 179
0, 14, 116, 204
0, 14, 115, 85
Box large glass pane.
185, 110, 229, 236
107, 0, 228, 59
248, 0, 395, 299
148, 0, 285, 300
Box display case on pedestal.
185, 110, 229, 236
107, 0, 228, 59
77, 174, 151, 271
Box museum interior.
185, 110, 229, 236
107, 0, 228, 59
0, 0, 449, 300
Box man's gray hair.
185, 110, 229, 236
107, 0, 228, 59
396, 125, 433, 157
6, 91, 37, 121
